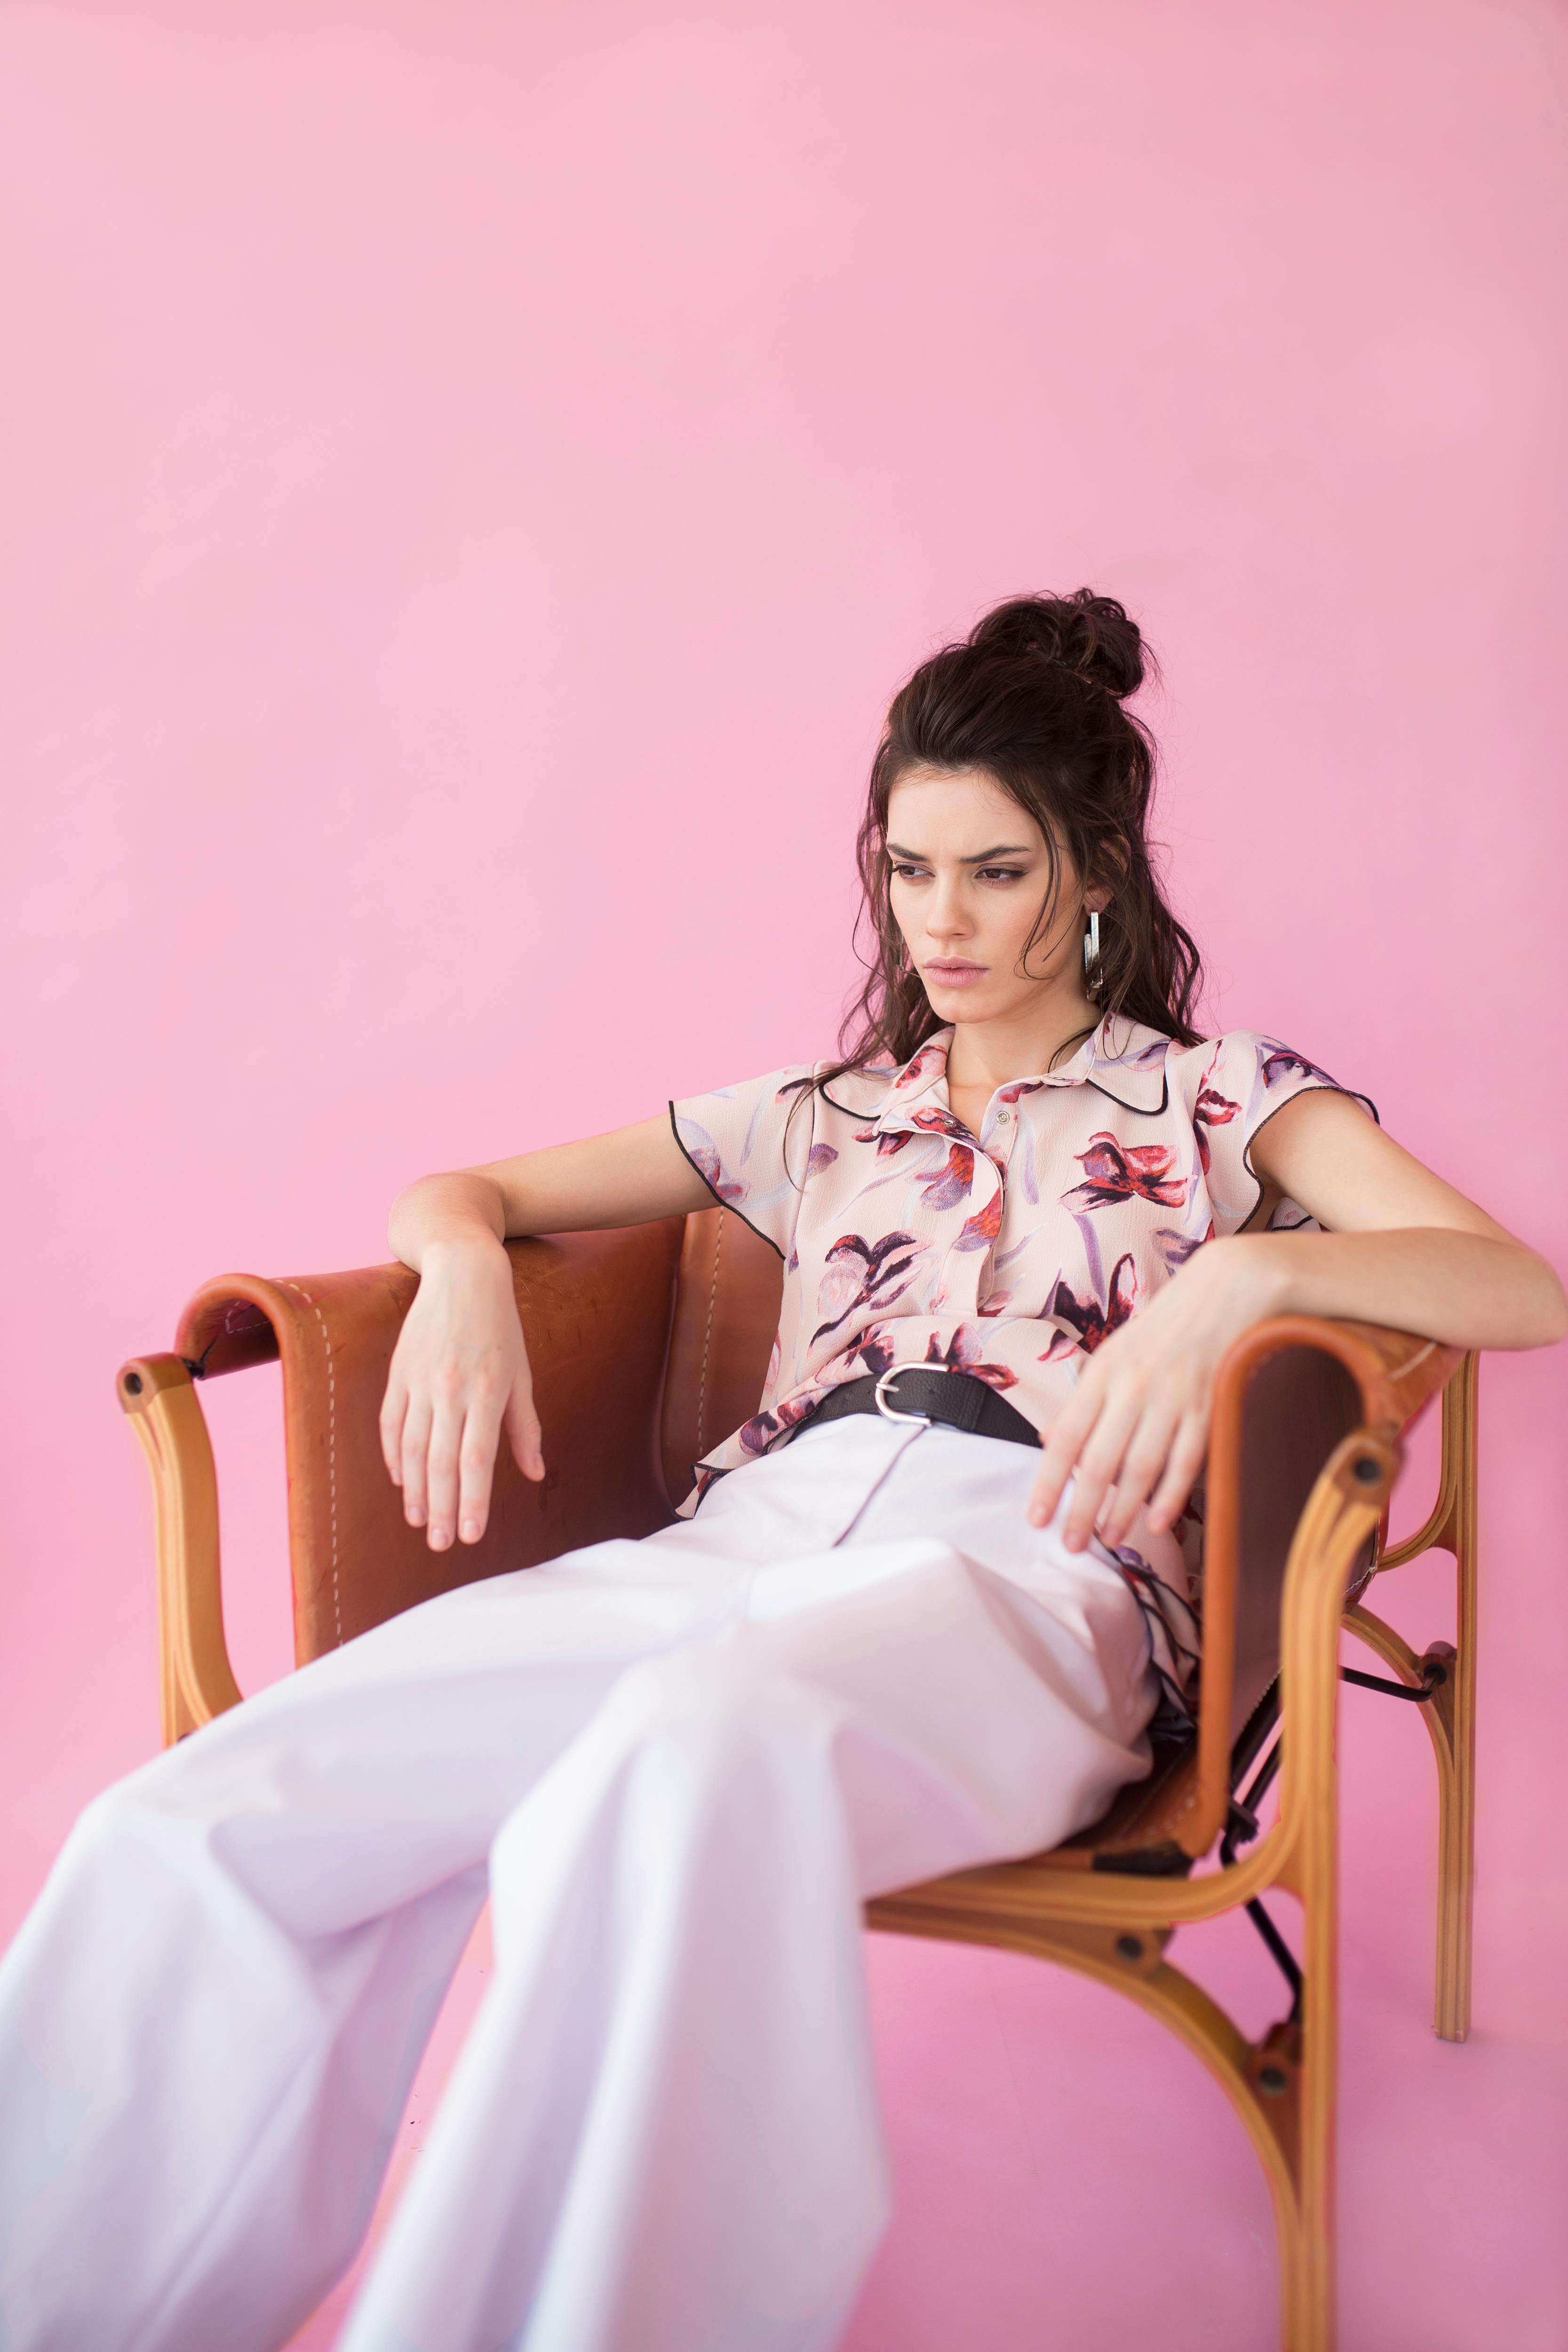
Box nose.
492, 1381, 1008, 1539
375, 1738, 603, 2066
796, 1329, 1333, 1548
926, 870, 972, 944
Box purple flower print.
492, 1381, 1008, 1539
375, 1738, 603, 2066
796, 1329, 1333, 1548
806, 1143, 839, 1175
1154, 1222, 1214, 1272
811, 1231, 926, 1344
1062, 1132, 1186, 1213
1262, 1049, 1335, 1089
924, 1325, 1020, 1391
849, 1325, 897, 1378
685, 1143, 745, 1207
919, 1143, 975, 1212
1042, 1253, 1139, 1358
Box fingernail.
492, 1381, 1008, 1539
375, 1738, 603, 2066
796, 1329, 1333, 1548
460, 1518, 480, 1542
429, 1526, 450, 1550
406, 1505, 425, 1527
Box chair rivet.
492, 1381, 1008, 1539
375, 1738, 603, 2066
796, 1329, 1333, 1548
1258, 2063, 1289, 2096
1352, 1456, 1381, 1485
124, 1372, 143, 1396
1114, 1934, 1143, 1962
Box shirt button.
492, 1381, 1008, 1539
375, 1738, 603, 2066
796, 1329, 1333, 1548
996, 1110, 1011, 1125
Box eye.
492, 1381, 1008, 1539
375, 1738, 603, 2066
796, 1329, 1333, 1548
976, 866, 1027, 884
889, 862, 931, 882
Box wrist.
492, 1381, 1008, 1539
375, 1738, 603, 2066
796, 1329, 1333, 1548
417, 1232, 510, 1279
1206, 1232, 1295, 1320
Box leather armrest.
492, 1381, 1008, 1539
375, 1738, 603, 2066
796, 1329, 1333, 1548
175, 1221, 685, 1661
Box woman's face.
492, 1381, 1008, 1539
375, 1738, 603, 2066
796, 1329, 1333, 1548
884, 764, 1106, 1031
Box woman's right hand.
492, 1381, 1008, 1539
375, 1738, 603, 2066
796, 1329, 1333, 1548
378, 1238, 545, 1551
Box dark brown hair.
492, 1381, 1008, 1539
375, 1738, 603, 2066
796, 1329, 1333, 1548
832, 590, 1203, 1079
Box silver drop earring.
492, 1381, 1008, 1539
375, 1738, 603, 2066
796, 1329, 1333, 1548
1082, 908, 1102, 986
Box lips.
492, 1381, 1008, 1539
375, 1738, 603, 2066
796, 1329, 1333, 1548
924, 961, 988, 984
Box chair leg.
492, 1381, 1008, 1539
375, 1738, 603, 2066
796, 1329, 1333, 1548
1348, 1356, 1480, 2043
1434, 1356, 1479, 2042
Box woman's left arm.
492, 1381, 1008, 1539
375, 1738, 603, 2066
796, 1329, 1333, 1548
1031, 1089, 1567, 1552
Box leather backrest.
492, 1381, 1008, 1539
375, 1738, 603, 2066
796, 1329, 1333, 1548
178, 1222, 685, 1663
660, 1208, 785, 1507
1229, 1345, 1365, 1732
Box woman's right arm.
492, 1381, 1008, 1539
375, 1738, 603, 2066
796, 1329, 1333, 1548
380, 1114, 711, 1553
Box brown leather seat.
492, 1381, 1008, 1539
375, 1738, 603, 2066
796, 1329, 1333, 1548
119, 1206, 1479, 2352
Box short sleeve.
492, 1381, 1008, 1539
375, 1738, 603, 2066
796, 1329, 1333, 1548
1194, 1033, 1379, 1234
669, 1067, 818, 1258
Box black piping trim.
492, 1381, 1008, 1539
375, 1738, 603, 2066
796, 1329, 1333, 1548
1084, 1069, 1170, 1118
1235, 1084, 1381, 1238
667, 1104, 785, 1260
818, 1082, 875, 1118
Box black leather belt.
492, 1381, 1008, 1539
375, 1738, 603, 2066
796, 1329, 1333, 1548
791, 1367, 1041, 1451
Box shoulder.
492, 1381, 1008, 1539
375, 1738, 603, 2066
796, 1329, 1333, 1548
1165, 1030, 1329, 1100
1165, 1031, 1375, 1137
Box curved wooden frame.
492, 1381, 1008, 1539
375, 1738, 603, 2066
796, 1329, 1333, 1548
118, 1266, 1480, 2352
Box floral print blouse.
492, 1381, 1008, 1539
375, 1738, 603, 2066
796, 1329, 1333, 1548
670, 1014, 1373, 1530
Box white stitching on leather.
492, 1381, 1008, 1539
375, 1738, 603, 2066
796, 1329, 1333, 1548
1387, 1339, 1437, 1382
695, 1213, 724, 1459
282, 1281, 341, 1647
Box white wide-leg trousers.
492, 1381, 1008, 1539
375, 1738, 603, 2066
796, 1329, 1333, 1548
0, 1418, 1160, 2352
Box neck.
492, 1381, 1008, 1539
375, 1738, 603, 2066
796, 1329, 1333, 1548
943, 984, 1102, 1094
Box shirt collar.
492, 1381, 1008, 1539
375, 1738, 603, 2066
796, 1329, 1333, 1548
868, 1013, 1171, 1132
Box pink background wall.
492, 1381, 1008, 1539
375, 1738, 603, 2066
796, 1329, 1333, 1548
3, 4, 1565, 2345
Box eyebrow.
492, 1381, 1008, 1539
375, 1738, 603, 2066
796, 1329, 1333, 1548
886, 842, 1035, 863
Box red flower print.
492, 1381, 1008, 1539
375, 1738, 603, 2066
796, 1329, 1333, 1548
1042, 1253, 1140, 1357
1062, 1131, 1186, 1213
811, 1231, 926, 1344
919, 1143, 974, 1212
739, 1392, 821, 1455
1192, 1085, 1238, 1177
911, 1105, 971, 1138
892, 1043, 946, 1091
954, 1186, 1003, 1252
854, 1125, 914, 1157
996, 1080, 1046, 1105
924, 1325, 1019, 1390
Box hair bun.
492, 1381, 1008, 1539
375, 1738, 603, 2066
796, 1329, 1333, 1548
969, 590, 1146, 702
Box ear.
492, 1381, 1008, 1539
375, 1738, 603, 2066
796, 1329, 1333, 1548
1083, 835, 1129, 916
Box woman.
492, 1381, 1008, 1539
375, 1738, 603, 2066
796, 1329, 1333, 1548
1, 594, 1561, 2352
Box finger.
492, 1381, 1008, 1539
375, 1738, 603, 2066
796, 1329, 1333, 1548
504, 1375, 546, 1483
1146, 1414, 1210, 1532
1061, 1391, 1147, 1552
423, 1403, 463, 1550
1028, 1379, 1108, 1528
399, 1395, 434, 1529
379, 1376, 408, 1486
1098, 1401, 1184, 1549
456, 1394, 506, 1544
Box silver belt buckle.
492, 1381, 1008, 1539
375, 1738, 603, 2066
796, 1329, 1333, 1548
874, 1366, 932, 1426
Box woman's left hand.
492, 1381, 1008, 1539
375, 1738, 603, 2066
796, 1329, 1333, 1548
1028, 1237, 1279, 1550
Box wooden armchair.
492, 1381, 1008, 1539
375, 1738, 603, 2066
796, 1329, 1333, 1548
117, 1207, 1478, 2352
